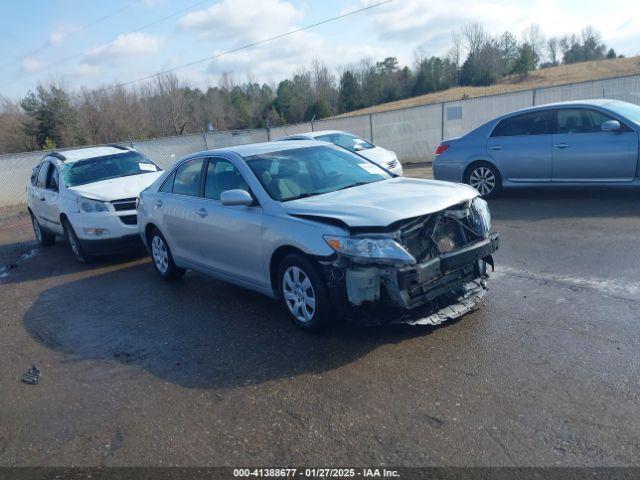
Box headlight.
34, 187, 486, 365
324, 235, 415, 265
77, 197, 109, 213
469, 197, 491, 237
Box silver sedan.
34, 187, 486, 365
138, 141, 498, 330
433, 99, 640, 197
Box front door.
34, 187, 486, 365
552, 108, 638, 182
487, 109, 553, 182
195, 157, 264, 286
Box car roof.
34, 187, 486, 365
186, 140, 332, 159
44, 145, 132, 164
508, 99, 629, 116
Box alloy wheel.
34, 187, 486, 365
282, 266, 316, 323
152, 235, 169, 274
469, 167, 496, 196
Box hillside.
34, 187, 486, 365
337, 56, 640, 117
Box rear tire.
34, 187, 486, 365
30, 212, 55, 246
465, 162, 502, 198
278, 253, 332, 331
148, 228, 185, 280
62, 218, 88, 263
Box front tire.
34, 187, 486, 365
62, 218, 88, 263
30, 212, 55, 246
149, 228, 185, 280
465, 162, 502, 198
278, 253, 332, 331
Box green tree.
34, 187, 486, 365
512, 43, 539, 78
304, 98, 331, 121
337, 70, 362, 113
20, 84, 78, 148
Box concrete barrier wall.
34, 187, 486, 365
1, 74, 639, 208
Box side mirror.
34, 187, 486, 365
220, 189, 253, 206
601, 120, 621, 132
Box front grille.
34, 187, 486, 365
387, 159, 398, 169
111, 198, 137, 211
397, 205, 483, 262
119, 215, 137, 225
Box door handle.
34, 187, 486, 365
554, 143, 569, 149
155, 200, 163, 207
489, 145, 502, 150
196, 208, 208, 218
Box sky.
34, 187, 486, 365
0, 0, 638, 99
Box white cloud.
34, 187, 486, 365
73, 63, 101, 76
178, 0, 304, 43
348, 0, 640, 59
204, 30, 389, 86
49, 29, 68, 46
21, 57, 43, 74
83, 33, 163, 65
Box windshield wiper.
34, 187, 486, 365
335, 181, 372, 191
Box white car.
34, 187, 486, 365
278, 130, 403, 176
27, 145, 163, 262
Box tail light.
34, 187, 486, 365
435, 143, 450, 155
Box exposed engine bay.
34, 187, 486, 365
319, 198, 499, 325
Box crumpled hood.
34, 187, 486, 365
68, 172, 163, 201
284, 177, 478, 228
357, 146, 395, 166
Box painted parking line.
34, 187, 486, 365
494, 265, 640, 302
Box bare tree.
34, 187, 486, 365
461, 22, 488, 56
522, 24, 545, 59
546, 37, 561, 66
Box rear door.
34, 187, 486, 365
155, 157, 206, 262
194, 157, 264, 286
552, 108, 638, 182
487, 110, 553, 182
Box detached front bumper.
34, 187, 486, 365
331, 233, 499, 325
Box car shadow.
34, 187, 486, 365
22, 262, 452, 390
489, 187, 640, 221
0, 236, 148, 285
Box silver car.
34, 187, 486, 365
278, 130, 403, 176
138, 141, 498, 331
433, 99, 640, 197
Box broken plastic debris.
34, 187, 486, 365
21, 365, 41, 385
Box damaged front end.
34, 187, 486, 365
319, 197, 499, 326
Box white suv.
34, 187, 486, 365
27, 145, 163, 262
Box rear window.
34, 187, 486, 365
315, 132, 375, 152
491, 111, 552, 137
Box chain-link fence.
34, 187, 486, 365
2, 74, 640, 208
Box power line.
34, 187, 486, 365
111, 0, 394, 89
0, 3, 134, 70
5, 0, 214, 80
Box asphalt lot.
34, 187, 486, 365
1, 165, 639, 466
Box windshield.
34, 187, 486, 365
61, 151, 161, 187
315, 132, 375, 152
608, 102, 640, 126
245, 145, 391, 202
